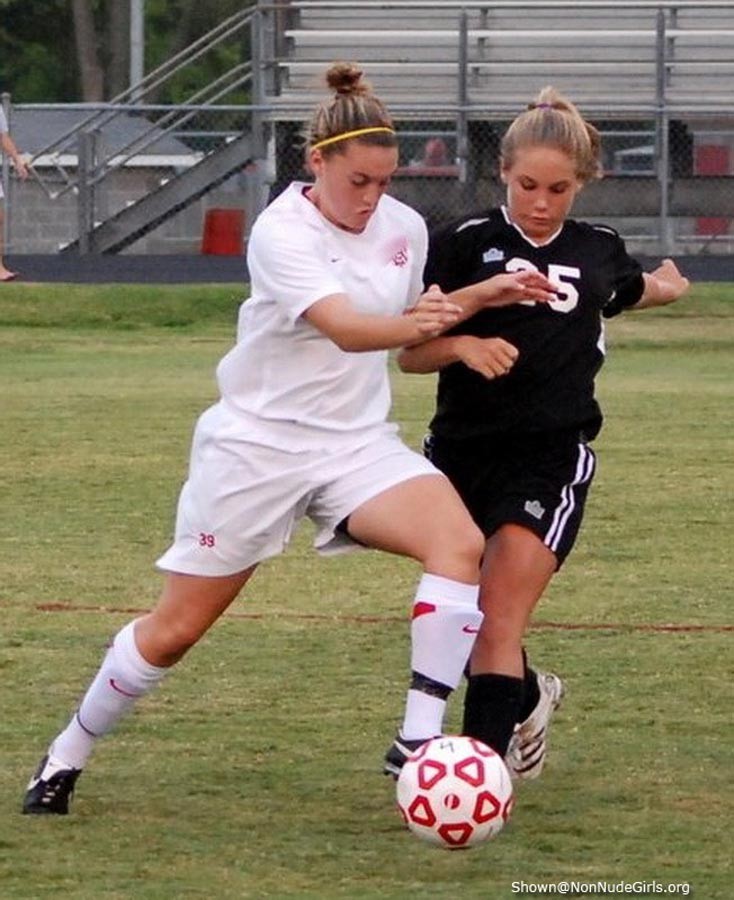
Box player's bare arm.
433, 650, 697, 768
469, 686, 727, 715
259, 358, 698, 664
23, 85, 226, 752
396, 270, 547, 369
303, 285, 461, 352
0, 133, 28, 179
634, 258, 691, 309
398, 334, 519, 378
448, 269, 558, 320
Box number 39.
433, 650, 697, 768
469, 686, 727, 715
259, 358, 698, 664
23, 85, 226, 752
506, 258, 580, 313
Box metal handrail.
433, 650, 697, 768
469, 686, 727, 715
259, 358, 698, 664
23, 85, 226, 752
59, 63, 253, 199
28, 6, 256, 176
279, 0, 734, 8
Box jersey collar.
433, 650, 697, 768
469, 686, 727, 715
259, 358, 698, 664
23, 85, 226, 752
501, 205, 564, 248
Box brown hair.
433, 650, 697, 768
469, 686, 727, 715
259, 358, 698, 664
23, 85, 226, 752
501, 86, 603, 184
306, 62, 397, 156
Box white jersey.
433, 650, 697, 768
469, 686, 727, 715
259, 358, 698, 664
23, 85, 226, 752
216, 182, 428, 449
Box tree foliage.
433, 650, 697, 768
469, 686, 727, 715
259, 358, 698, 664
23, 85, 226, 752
0, 0, 251, 103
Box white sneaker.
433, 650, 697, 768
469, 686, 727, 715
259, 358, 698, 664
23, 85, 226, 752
506, 671, 565, 781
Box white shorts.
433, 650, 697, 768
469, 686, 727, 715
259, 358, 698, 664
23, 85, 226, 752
156, 401, 441, 576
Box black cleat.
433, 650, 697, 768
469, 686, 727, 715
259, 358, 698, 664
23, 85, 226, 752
383, 733, 435, 779
22, 754, 82, 815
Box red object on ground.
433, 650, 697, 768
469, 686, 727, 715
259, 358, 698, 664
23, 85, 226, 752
201, 208, 245, 255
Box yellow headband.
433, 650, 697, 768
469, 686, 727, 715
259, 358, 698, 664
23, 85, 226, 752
311, 126, 396, 151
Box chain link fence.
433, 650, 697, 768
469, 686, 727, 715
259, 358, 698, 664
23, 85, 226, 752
2, 0, 733, 258
271, 110, 734, 256
4, 100, 733, 258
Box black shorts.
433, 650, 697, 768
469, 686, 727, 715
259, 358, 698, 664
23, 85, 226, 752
425, 430, 596, 568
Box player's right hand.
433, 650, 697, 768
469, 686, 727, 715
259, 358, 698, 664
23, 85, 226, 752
455, 335, 519, 379
482, 270, 558, 307
408, 283, 462, 337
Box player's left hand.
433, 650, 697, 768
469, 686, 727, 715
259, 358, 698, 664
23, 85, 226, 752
647, 258, 690, 305
454, 335, 519, 380
480, 270, 558, 308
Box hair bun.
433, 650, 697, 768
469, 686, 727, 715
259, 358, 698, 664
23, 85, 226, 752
326, 61, 370, 96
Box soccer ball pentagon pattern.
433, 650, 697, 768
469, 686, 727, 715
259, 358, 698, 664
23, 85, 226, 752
396, 735, 514, 849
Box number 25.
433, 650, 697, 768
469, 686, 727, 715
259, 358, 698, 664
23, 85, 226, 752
506, 258, 580, 313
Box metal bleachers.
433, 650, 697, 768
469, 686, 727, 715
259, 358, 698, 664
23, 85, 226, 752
264, 0, 734, 118
255, 0, 734, 252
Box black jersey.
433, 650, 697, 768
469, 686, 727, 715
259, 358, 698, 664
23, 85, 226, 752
425, 207, 645, 441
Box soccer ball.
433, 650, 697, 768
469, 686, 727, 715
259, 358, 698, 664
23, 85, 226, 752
396, 735, 514, 849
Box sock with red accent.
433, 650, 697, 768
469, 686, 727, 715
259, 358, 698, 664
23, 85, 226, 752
462, 672, 524, 756
400, 573, 482, 741
50, 619, 168, 769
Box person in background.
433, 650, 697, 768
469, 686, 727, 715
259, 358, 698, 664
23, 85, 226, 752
22, 63, 555, 815
398, 86, 690, 782
0, 103, 28, 281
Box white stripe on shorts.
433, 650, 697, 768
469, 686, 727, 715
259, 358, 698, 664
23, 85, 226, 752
544, 443, 596, 553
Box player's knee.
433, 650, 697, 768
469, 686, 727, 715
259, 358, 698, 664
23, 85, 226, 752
136, 612, 204, 665
424, 519, 484, 574
451, 519, 485, 565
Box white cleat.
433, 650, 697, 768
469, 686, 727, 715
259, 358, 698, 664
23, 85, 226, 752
506, 671, 565, 781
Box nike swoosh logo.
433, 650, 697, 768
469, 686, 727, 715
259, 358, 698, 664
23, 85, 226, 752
462, 625, 480, 634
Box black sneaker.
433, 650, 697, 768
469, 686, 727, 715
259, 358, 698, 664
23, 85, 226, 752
383, 733, 434, 779
22, 754, 82, 815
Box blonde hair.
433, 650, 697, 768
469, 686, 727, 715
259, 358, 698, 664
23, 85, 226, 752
306, 62, 397, 156
501, 86, 603, 184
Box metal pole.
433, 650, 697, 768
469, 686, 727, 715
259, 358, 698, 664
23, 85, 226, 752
457, 10, 469, 186
247, 9, 270, 228
77, 130, 98, 255
130, 0, 145, 99
654, 8, 672, 255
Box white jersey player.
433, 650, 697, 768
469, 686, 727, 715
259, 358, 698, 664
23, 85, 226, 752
23, 63, 556, 814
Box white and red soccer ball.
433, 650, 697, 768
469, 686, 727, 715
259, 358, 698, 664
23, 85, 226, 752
396, 735, 514, 849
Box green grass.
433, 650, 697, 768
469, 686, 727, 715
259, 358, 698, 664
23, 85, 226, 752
1, 282, 732, 899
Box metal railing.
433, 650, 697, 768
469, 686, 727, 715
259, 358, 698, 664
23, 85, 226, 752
3, 1, 733, 256
28, 6, 257, 202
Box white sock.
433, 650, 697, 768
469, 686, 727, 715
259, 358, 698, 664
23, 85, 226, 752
51, 619, 168, 769
400, 574, 482, 741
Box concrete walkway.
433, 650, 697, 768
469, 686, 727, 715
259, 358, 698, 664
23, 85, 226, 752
5, 254, 247, 284
5, 253, 733, 284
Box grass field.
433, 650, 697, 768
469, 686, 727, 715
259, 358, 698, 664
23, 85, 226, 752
0, 282, 731, 899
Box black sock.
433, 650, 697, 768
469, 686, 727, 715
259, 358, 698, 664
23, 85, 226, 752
462, 673, 524, 756
519, 657, 541, 722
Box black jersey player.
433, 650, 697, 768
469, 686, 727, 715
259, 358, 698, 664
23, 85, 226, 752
397, 86, 690, 781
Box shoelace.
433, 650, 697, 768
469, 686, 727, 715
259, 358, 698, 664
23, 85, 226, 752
39, 773, 74, 802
